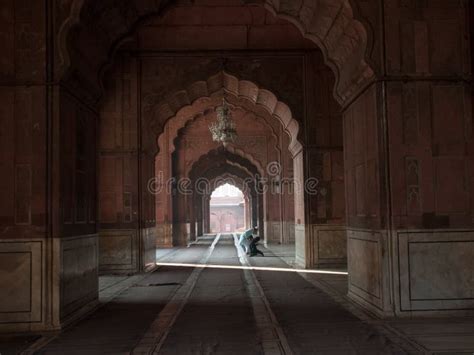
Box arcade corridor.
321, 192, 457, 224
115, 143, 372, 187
3, 234, 472, 354
1, 1, 474, 354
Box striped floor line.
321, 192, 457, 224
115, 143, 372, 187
132, 233, 222, 355
233, 233, 294, 355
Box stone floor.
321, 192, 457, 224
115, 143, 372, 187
1, 234, 474, 354
264, 244, 474, 355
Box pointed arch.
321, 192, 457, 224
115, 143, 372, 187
162, 99, 282, 157
189, 147, 265, 179
148, 71, 302, 157
59, 0, 374, 105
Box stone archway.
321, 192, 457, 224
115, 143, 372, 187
150, 71, 300, 156
2, 0, 470, 336
168, 147, 266, 246
190, 157, 262, 241
58, 0, 374, 104
150, 71, 300, 247
158, 91, 285, 159
63, 0, 360, 330
206, 174, 254, 235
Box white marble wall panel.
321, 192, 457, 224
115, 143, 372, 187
264, 221, 283, 244
0, 240, 43, 325
311, 225, 346, 266
60, 235, 98, 321
396, 230, 474, 315
347, 229, 393, 317
295, 224, 307, 267
156, 223, 172, 247
142, 227, 158, 272
99, 230, 138, 274
284, 221, 295, 243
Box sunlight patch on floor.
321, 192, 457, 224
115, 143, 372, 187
155, 262, 348, 275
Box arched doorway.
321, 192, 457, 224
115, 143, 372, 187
75, 0, 352, 328
3, 0, 471, 335
209, 183, 246, 234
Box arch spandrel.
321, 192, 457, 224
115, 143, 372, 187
60, 0, 374, 105
189, 148, 264, 181
150, 71, 301, 157
167, 102, 282, 170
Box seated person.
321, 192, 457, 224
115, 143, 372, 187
239, 226, 258, 254
248, 236, 264, 257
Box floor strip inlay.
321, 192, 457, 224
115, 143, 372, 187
233, 234, 294, 355
132, 233, 222, 355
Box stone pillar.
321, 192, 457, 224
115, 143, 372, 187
155, 126, 173, 248
344, 1, 473, 317
203, 195, 210, 234
293, 145, 344, 269
98, 55, 157, 275
172, 188, 189, 245
172, 192, 189, 246
139, 152, 158, 273
303, 147, 346, 268
188, 193, 196, 242
244, 196, 250, 229
171, 140, 189, 245
196, 195, 204, 236
0, 1, 100, 332
251, 194, 258, 229
293, 150, 310, 267
281, 129, 295, 244
257, 191, 265, 240
297, 52, 346, 268
264, 178, 284, 244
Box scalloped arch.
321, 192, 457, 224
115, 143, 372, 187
209, 173, 255, 200
256, 0, 373, 101
149, 71, 301, 157
211, 174, 248, 191
189, 148, 264, 180
60, 0, 374, 105
165, 99, 281, 158
204, 167, 258, 198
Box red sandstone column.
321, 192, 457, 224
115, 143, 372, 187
155, 126, 173, 248
172, 145, 190, 246
293, 150, 309, 267
244, 196, 250, 229
196, 194, 204, 236
343, 1, 473, 318
203, 196, 211, 233
299, 52, 346, 268
188, 192, 196, 242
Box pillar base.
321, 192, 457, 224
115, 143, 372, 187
311, 225, 346, 268
348, 228, 474, 318
156, 223, 173, 248
0, 235, 99, 333
295, 224, 309, 268
99, 228, 157, 275
295, 224, 347, 268
172, 223, 190, 246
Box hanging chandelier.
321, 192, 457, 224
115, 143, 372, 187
209, 98, 238, 147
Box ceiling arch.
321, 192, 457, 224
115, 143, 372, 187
188, 147, 265, 179
208, 172, 257, 200
147, 71, 301, 157
59, 0, 374, 105
161, 98, 282, 157
190, 156, 259, 199
210, 173, 250, 193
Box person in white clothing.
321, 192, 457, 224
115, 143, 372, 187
239, 226, 258, 254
